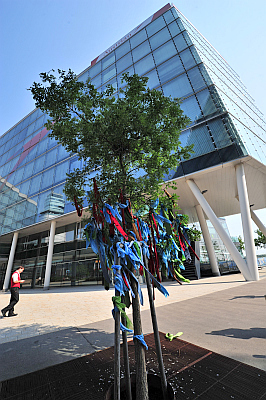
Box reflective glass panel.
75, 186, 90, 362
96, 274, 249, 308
88, 62, 101, 79
180, 95, 202, 125
208, 118, 232, 148
130, 29, 147, 49
145, 69, 160, 89
134, 54, 155, 76
157, 54, 184, 84
162, 73, 193, 98
102, 64, 116, 84
41, 167, 55, 190
180, 48, 196, 70
163, 9, 175, 24
146, 16, 166, 37
173, 33, 188, 52
196, 89, 218, 117
132, 41, 151, 63
54, 161, 69, 184
116, 52, 133, 74
33, 154, 46, 173
91, 74, 101, 88
102, 52, 115, 70
115, 40, 131, 60
149, 27, 171, 51
168, 20, 181, 37
153, 40, 176, 65
187, 67, 206, 92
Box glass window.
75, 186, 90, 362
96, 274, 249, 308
196, 89, 218, 117
54, 160, 69, 184
149, 27, 171, 51
45, 147, 58, 168
41, 167, 55, 190
19, 179, 31, 196
187, 124, 216, 157
13, 166, 25, 185
168, 20, 181, 38
35, 137, 48, 157
153, 40, 177, 65
162, 72, 193, 99
145, 69, 160, 89
163, 9, 175, 24
146, 16, 166, 37
132, 40, 151, 63
20, 160, 34, 181
134, 54, 155, 76
88, 62, 101, 79
183, 31, 193, 46
102, 52, 115, 70
102, 77, 118, 93
208, 118, 232, 148
199, 64, 212, 86
102, 64, 116, 84
130, 29, 147, 49
187, 67, 206, 92
28, 174, 43, 196
115, 40, 131, 60
191, 47, 202, 64
180, 48, 196, 70
173, 33, 188, 52
33, 154, 46, 173
116, 52, 133, 74
157, 54, 184, 84
91, 74, 101, 88
180, 95, 202, 125
24, 143, 38, 163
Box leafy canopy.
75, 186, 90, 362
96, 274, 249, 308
29, 69, 193, 209
254, 229, 266, 248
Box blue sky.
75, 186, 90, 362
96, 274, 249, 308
0, 0, 265, 242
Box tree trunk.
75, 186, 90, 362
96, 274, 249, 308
130, 273, 149, 400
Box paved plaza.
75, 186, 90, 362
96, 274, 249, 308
0, 269, 266, 382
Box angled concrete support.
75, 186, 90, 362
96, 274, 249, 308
195, 204, 220, 276
250, 209, 266, 237
235, 164, 259, 281
3, 232, 19, 291
43, 219, 56, 290
187, 179, 252, 281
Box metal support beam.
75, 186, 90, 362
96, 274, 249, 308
3, 232, 19, 291
187, 179, 252, 281
250, 209, 266, 237
235, 164, 259, 281
195, 204, 220, 276
43, 220, 56, 290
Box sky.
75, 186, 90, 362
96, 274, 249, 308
0, 0, 265, 247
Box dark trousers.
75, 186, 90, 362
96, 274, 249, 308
2, 287, 19, 315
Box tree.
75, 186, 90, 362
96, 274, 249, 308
29, 70, 193, 400
254, 230, 266, 248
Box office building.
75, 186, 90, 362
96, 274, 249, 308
1, 3, 265, 289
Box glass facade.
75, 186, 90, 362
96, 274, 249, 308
0, 4, 265, 287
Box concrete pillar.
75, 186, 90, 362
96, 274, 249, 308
43, 220, 56, 290
235, 164, 259, 281
187, 179, 252, 281
250, 209, 266, 237
195, 204, 220, 276
3, 232, 19, 291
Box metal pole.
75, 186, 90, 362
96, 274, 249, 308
114, 251, 121, 400
143, 251, 168, 400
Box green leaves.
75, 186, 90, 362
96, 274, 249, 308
29, 70, 193, 209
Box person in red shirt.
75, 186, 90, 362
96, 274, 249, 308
1, 266, 25, 317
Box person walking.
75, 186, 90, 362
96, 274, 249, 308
1, 266, 25, 317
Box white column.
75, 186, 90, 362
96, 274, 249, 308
43, 220, 56, 290
3, 232, 19, 291
195, 204, 220, 276
187, 179, 252, 281
235, 164, 259, 281
250, 209, 266, 237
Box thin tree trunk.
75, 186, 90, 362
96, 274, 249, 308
130, 273, 149, 400
143, 252, 168, 400
121, 297, 132, 400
